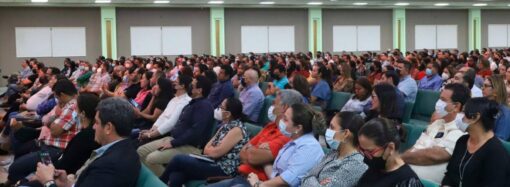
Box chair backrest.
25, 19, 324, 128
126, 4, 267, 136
402, 101, 415, 124
233, 90, 240, 99
136, 164, 167, 187
420, 178, 440, 187
411, 90, 440, 121
400, 123, 427, 153
257, 96, 275, 126
500, 140, 510, 155
245, 122, 263, 139
326, 92, 352, 111
259, 82, 269, 94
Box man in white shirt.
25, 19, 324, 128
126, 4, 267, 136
23, 74, 60, 111
402, 83, 470, 183
136, 74, 193, 176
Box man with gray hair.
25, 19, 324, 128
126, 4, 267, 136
233, 89, 304, 181
239, 69, 264, 123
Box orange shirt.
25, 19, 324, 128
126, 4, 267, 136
238, 122, 291, 181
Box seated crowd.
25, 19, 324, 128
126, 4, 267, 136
0, 47, 509, 187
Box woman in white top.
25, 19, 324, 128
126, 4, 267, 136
341, 77, 372, 113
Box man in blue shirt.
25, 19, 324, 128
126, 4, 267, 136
272, 64, 289, 90
396, 60, 418, 102
208, 65, 235, 108
418, 62, 443, 91
239, 69, 264, 123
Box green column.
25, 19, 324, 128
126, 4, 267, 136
210, 7, 225, 56
308, 8, 322, 55
100, 7, 117, 59
393, 8, 406, 52
469, 9, 482, 51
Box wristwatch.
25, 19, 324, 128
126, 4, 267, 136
44, 180, 55, 187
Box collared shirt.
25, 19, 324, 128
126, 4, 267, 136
153, 93, 192, 135
239, 84, 264, 123
273, 77, 289, 90
495, 105, 510, 141
19, 67, 33, 79
418, 74, 443, 91
341, 96, 371, 113
26, 85, 52, 111
43, 99, 79, 149
94, 139, 124, 158
471, 86, 483, 98
238, 122, 291, 180
301, 152, 368, 187
87, 73, 111, 93
271, 133, 324, 187
208, 80, 235, 108
398, 75, 418, 102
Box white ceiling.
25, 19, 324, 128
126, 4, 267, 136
0, 0, 509, 8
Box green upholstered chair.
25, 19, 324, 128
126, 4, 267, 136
326, 92, 352, 111
400, 123, 427, 153
500, 140, 510, 154
402, 101, 415, 124
257, 96, 275, 126
410, 90, 440, 126
420, 178, 440, 187
245, 122, 263, 139
136, 164, 167, 187
259, 82, 269, 94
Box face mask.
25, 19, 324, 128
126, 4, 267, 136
454, 113, 467, 132
325, 129, 341, 150
435, 99, 449, 118
458, 115, 477, 132
72, 111, 80, 126
241, 78, 247, 87
146, 64, 153, 69
267, 105, 276, 122
426, 68, 433, 76
97, 68, 103, 74
55, 97, 59, 104
363, 154, 387, 171
83, 67, 89, 71
278, 120, 293, 137
395, 68, 401, 76
122, 75, 129, 83
214, 108, 223, 121
92, 67, 97, 72
441, 73, 449, 80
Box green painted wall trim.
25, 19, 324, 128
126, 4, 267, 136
100, 7, 117, 59
468, 9, 482, 51
308, 8, 322, 55
393, 8, 406, 52
210, 7, 225, 56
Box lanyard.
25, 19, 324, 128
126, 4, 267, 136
458, 149, 474, 187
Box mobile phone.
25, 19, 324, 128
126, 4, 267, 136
39, 150, 52, 165
129, 99, 139, 108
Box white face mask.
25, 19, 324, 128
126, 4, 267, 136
214, 108, 223, 121
435, 99, 449, 118
97, 68, 103, 74
454, 113, 467, 132
267, 105, 276, 122
458, 116, 474, 132
146, 64, 153, 70
441, 73, 450, 80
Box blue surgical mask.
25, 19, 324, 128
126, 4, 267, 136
72, 111, 80, 126
278, 120, 293, 137
325, 129, 341, 150
426, 68, 433, 76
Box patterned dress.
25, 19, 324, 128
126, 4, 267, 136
211, 120, 249, 176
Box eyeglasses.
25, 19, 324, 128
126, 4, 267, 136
358, 144, 387, 159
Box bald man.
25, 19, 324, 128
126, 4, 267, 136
239, 69, 264, 123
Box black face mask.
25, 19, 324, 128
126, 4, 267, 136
271, 73, 280, 80
363, 156, 386, 171
395, 68, 402, 76
241, 78, 247, 87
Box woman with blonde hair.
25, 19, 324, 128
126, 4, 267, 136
333, 63, 354, 93
482, 74, 510, 141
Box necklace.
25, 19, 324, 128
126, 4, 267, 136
458, 149, 474, 187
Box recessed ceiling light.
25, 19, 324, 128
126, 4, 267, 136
394, 2, 409, 6
473, 3, 487, 6
260, 1, 275, 5
434, 3, 449, 6
31, 0, 48, 2
208, 1, 224, 4
154, 0, 170, 3
95, 0, 111, 3
307, 2, 323, 5
353, 2, 368, 5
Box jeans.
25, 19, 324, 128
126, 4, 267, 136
8, 143, 62, 182
160, 154, 227, 187
206, 176, 251, 187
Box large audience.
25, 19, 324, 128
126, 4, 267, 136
0, 47, 509, 187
